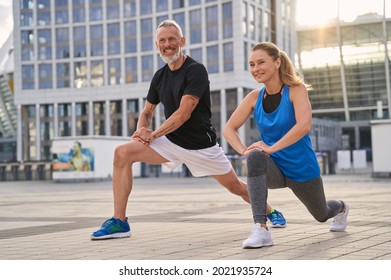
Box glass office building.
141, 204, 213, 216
13, 0, 296, 162
297, 13, 391, 155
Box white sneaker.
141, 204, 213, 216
330, 202, 349, 232
242, 223, 274, 249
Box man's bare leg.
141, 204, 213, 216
112, 140, 168, 221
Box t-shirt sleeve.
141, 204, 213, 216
184, 64, 209, 99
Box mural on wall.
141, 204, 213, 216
52, 141, 94, 172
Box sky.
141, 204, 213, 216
0, 0, 12, 47
0, 0, 390, 48
296, 0, 389, 26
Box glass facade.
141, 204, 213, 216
298, 20, 391, 120
297, 16, 391, 152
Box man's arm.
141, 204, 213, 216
137, 101, 157, 130
132, 101, 157, 144
149, 94, 199, 141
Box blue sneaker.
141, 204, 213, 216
91, 217, 131, 240
267, 209, 286, 228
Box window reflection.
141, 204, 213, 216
91, 60, 104, 87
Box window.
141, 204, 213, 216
141, 19, 153, 51
110, 100, 122, 136
125, 57, 138, 83
21, 0, 34, 9
40, 104, 54, 160
156, 0, 168, 12
90, 24, 103, 56
127, 99, 139, 136
56, 63, 70, 88
73, 0, 85, 22
108, 59, 121, 85
107, 0, 120, 19
76, 103, 89, 136
157, 15, 168, 26
22, 65, 35, 89
173, 12, 185, 35
190, 9, 202, 44
93, 102, 105, 135
73, 26, 86, 57
108, 23, 121, 55
74, 61, 88, 88
190, 48, 202, 63
91, 60, 104, 87
222, 2, 233, 39
206, 6, 218, 41
21, 12, 33, 26
90, 0, 103, 21
124, 21, 137, 53
58, 103, 72, 137
142, 55, 153, 82
55, 0, 69, 24
242, 2, 248, 37
21, 30, 34, 61
140, 0, 152, 15
207, 45, 219, 73
223, 42, 234, 72
56, 28, 70, 58
124, 0, 136, 17
39, 64, 52, 89
38, 29, 52, 60
173, 0, 184, 9
25, 104, 37, 160
37, 0, 51, 25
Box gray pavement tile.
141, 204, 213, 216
0, 174, 390, 261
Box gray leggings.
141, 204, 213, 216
247, 150, 344, 224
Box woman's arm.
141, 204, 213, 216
223, 90, 259, 156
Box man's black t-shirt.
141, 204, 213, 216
147, 56, 217, 150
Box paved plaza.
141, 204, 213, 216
0, 174, 390, 260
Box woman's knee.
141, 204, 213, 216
247, 150, 268, 177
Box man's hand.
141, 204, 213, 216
132, 127, 153, 145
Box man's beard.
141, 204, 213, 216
159, 48, 181, 64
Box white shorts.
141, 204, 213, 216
149, 136, 232, 177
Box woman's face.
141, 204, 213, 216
248, 49, 280, 84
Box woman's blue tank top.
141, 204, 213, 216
253, 86, 320, 182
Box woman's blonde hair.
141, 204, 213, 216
250, 42, 311, 89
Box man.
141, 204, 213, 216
91, 20, 285, 240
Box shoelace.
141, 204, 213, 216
102, 218, 116, 227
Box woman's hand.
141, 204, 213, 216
246, 141, 273, 156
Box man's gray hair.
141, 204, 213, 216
156, 19, 183, 37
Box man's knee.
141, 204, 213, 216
247, 150, 267, 177
113, 145, 130, 167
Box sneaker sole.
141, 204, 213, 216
91, 231, 131, 240
242, 240, 274, 249
271, 224, 286, 228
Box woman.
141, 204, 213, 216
223, 42, 349, 249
